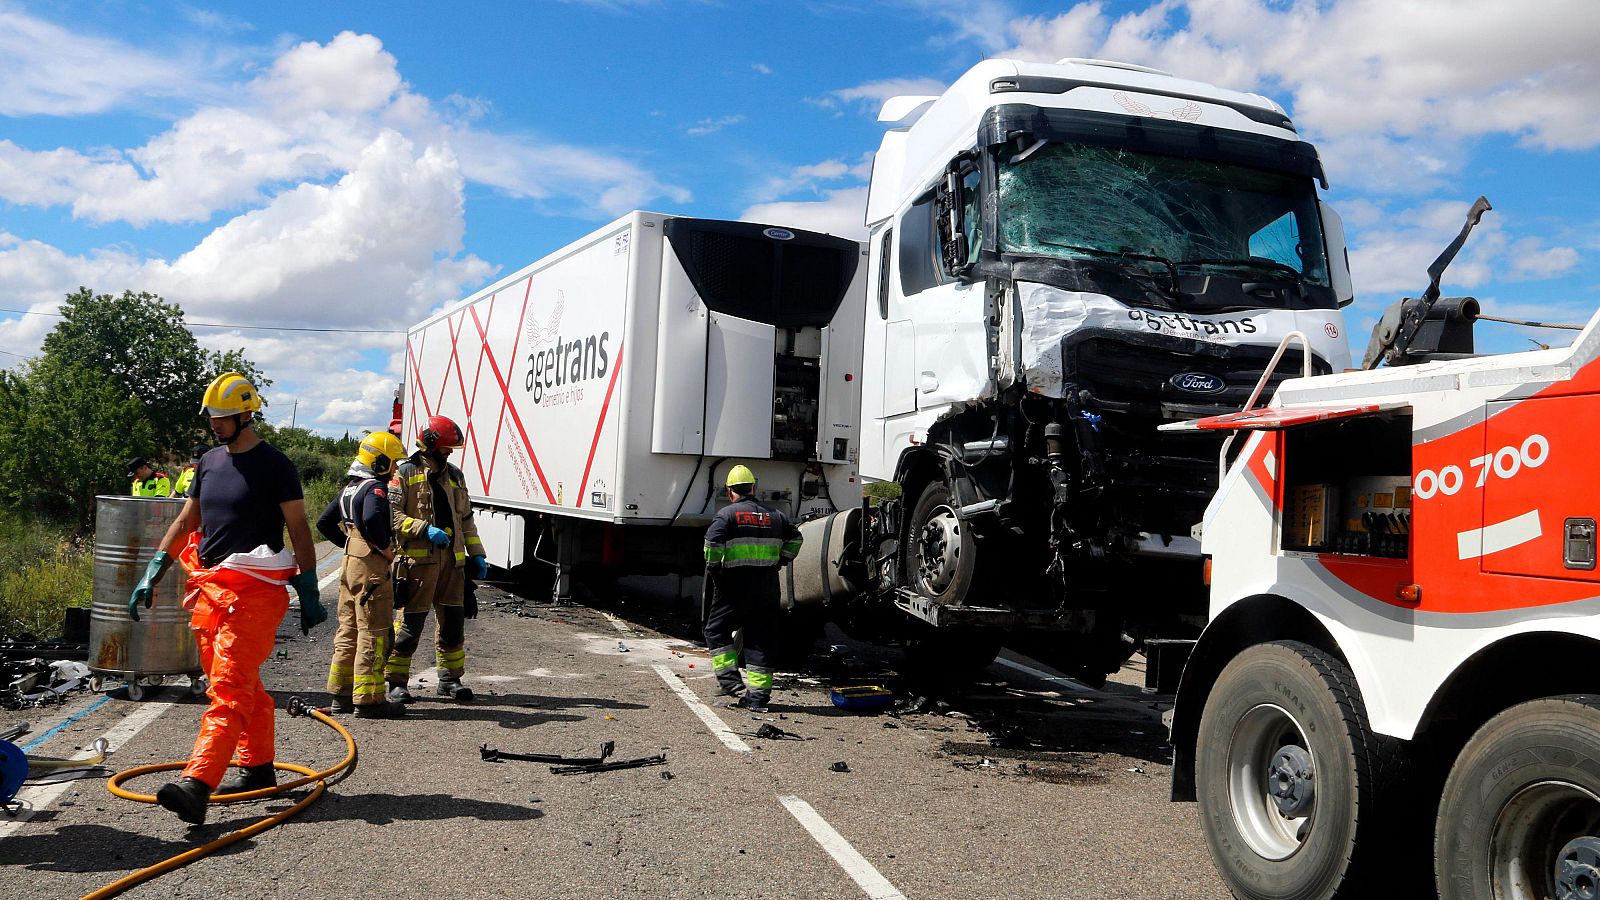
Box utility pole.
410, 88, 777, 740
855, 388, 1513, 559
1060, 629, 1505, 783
289, 398, 297, 430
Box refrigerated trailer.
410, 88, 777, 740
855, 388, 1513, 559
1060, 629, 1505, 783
401, 213, 866, 599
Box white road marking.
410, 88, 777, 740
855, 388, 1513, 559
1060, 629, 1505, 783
993, 656, 1095, 693
778, 795, 907, 900
1458, 509, 1542, 560
318, 568, 341, 591
649, 664, 750, 753
600, 611, 636, 636
0, 701, 177, 840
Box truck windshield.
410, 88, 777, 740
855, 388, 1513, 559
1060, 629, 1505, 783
998, 142, 1331, 302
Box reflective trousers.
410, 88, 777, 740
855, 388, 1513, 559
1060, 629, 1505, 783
702, 567, 779, 699
179, 567, 290, 788
386, 546, 466, 685
327, 552, 394, 706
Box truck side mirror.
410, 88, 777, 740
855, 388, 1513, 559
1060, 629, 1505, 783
1319, 202, 1355, 308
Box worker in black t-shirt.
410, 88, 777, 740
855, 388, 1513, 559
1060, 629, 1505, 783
125, 372, 327, 825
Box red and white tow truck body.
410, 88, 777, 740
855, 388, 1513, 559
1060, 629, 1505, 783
1170, 309, 1600, 899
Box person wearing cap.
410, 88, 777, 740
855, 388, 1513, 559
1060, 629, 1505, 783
124, 372, 326, 825
128, 457, 172, 497
701, 464, 802, 712
172, 444, 206, 497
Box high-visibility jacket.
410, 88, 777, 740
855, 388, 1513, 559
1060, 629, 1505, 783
172, 464, 196, 497
389, 455, 483, 567
132, 472, 172, 497
703, 496, 801, 569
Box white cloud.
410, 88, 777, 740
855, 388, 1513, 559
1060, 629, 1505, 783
0, 27, 686, 225
826, 77, 948, 111
1346, 199, 1576, 298
1000, 0, 1600, 191
0, 7, 209, 116
753, 63, 773, 76
687, 115, 746, 136
741, 187, 869, 241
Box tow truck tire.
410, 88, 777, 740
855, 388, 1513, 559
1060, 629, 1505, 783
1196, 641, 1411, 900
906, 483, 978, 606
1435, 695, 1600, 900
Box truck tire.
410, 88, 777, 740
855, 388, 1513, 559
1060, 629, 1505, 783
906, 483, 978, 607
1196, 640, 1412, 899
1435, 695, 1600, 900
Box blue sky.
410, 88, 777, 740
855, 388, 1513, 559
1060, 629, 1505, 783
2, 0, 1598, 434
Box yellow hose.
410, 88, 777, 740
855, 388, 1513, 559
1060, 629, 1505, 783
88, 701, 356, 900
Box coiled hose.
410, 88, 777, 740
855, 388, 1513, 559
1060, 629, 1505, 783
89, 697, 356, 900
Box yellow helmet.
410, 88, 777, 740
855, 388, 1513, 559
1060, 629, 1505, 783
356, 431, 405, 477
200, 372, 263, 417
726, 464, 757, 490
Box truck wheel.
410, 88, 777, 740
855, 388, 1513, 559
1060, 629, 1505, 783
1196, 640, 1410, 900
906, 483, 978, 606
1435, 695, 1600, 900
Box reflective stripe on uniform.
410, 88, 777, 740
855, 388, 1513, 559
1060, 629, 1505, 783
465, 535, 484, 552
719, 538, 784, 567
704, 543, 726, 564
745, 666, 773, 689
710, 647, 739, 675
399, 548, 430, 558
405, 473, 427, 485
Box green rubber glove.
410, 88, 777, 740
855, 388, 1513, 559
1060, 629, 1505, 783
128, 551, 173, 622
289, 572, 326, 635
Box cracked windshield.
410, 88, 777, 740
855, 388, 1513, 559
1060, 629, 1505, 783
998, 141, 1331, 299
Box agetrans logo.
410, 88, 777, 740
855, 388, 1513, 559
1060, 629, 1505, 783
1170, 371, 1227, 395
523, 289, 611, 406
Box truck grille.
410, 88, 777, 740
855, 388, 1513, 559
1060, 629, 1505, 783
1063, 335, 1330, 535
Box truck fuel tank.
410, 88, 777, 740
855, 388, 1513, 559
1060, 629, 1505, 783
782, 507, 862, 610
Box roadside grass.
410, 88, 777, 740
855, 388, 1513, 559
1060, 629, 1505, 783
303, 475, 342, 534
0, 509, 91, 639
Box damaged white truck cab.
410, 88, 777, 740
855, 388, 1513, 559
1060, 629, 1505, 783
794, 57, 1353, 680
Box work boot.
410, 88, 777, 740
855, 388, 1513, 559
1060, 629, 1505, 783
216, 763, 277, 795
155, 777, 212, 825
716, 675, 745, 697
386, 683, 415, 704
723, 694, 770, 713
327, 693, 354, 714
436, 677, 474, 702
354, 700, 408, 719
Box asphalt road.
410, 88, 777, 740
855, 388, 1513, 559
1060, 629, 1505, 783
0, 559, 1230, 899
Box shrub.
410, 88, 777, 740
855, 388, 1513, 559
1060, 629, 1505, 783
0, 511, 90, 639
302, 475, 343, 534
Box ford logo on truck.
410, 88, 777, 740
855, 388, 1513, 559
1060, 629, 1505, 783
1171, 371, 1227, 395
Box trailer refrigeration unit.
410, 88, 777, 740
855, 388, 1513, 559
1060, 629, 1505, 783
1167, 200, 1600, 899
789, 56, 1354, 681
401, 213, 866, 602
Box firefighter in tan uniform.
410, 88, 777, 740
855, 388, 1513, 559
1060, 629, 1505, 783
316, 432, 408, 718
384, 415, 488, 703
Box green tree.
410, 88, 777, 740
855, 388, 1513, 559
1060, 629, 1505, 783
40, 288, 271, 460
0, 357, 159, 529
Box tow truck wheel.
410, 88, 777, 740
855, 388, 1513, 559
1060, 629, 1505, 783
906, 483, 978, 606
1196, 641, 1410, 900
1436, 696, 1600, 900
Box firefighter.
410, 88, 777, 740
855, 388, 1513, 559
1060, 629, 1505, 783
315, 431, 408, 719
702, 465, 802, 712
125, 372, 326, 824
171, 444, 206, 497
384, 415, 488, 704
128, 456, 172, 497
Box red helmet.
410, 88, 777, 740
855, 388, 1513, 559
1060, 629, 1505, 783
417, 415, 465, 450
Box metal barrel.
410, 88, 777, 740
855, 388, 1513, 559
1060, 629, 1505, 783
89, 496, 200, 676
